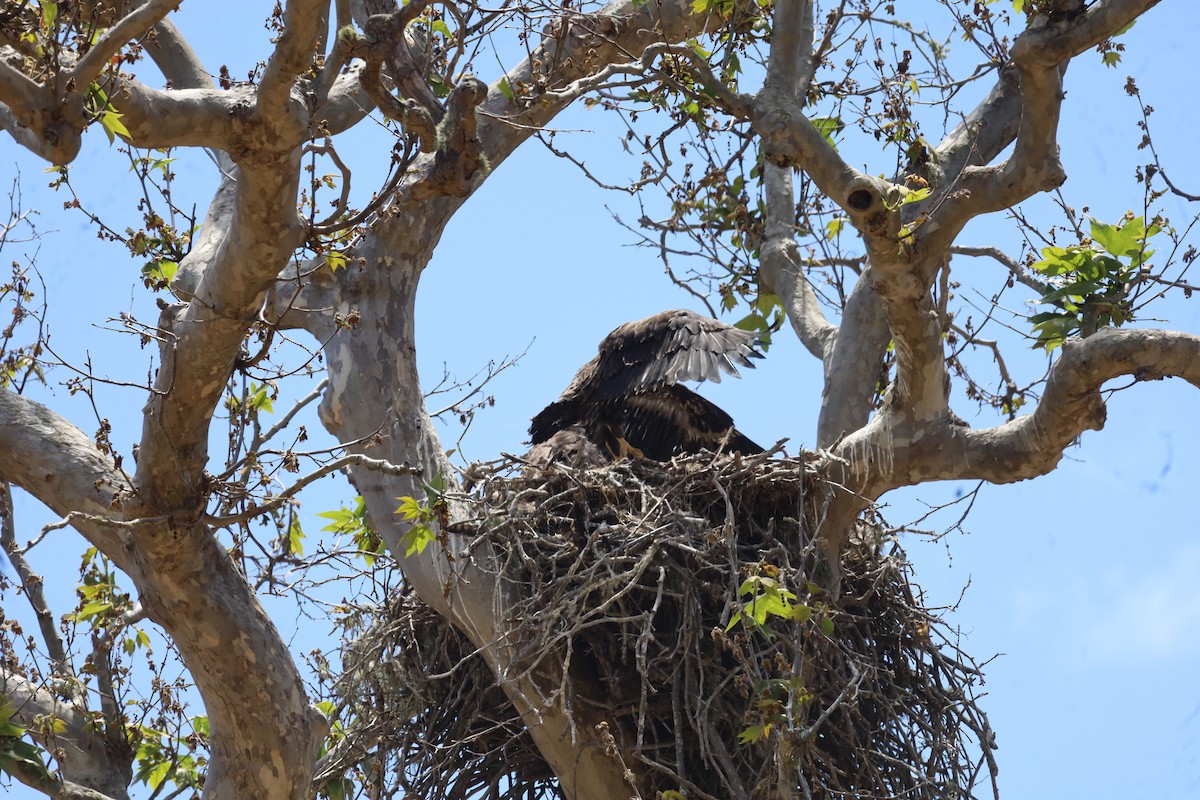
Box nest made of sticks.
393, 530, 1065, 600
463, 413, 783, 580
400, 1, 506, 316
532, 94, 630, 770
333, 451, 998, 800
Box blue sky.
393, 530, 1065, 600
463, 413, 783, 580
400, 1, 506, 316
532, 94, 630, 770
3, 2, 1200, 798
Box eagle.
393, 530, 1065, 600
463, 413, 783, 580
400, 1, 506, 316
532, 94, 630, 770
528, 309, 764, 464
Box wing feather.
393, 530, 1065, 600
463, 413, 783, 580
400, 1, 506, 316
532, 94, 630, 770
589, 309, 762, 399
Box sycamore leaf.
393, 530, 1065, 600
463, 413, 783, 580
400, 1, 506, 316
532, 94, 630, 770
0, 738, 53, 782
737, 724, 769, 744
497, 77, 515, 102
400, 523, 435, 557
809, 115, 844, 149
99, 109, 130, 144
396, 496, 423, 521
288, 517, 305, 556
324, 251, 347, 272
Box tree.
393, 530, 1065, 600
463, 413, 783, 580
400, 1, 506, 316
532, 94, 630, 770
0, 0, 1194, 799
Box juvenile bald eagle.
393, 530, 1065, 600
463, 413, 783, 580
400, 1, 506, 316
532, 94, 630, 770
528, 309, 764, 462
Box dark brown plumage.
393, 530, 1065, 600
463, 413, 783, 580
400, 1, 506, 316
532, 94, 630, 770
529, 309, 764, 462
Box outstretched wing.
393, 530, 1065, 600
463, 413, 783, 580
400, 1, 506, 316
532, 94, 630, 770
588, 309, 763, 400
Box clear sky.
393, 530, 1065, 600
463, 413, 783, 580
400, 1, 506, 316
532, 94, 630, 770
3, 2, 1199, 799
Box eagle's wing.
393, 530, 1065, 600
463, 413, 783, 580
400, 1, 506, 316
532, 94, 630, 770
619, 385, 763, 459
590, 309, 763, 400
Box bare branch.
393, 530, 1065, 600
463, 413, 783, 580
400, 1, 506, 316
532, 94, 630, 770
206, 452, 421, 527
950, 244, 1047, 294
72, 0, 183, 88
0, 483, 70, 674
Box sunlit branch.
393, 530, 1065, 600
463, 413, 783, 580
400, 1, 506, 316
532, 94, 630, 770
72, 0, 183, 88
759, 163, 836, 362
140, 18, 212, 90
257, 0, 329, 118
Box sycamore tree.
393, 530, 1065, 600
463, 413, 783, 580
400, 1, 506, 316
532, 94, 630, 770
0, 0, 1195, 799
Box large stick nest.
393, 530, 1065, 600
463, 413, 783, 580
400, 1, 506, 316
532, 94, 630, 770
336, 452, 998, 800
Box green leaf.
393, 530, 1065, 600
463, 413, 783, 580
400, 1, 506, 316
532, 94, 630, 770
248, 382, 274, 413
0, 702, 25, 737
38, 1, 57, 30
809, 116, 844, 149
99, 109, 130, 144
0, 738, 53, 783
69, 599, 113, 623
324, 251, 347, 272
400, 522, 435, 557
497, 77, 515, 102
395, 496, 423, 521
737, 724, 768, 744
288, 517, 305, 556
1090, 216, 1144, 258
431, 19, 452, 37
825, 217, 845, 239
144, 759, 172, 790
141, 259, 178, 288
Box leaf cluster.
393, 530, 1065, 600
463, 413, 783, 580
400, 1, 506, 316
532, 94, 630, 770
1027, 215, 1161, 350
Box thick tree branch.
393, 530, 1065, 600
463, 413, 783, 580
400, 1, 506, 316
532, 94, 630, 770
922, 0, 1160, 255
760, 0, 811, 105
71, 0, 182, 88
759, 163, 836, 362
257, 0, 328, 119
349, 2, 445, 151
827, 328, 1200, 521
931, 65, 1022, 195
108, 82, 240, 150
753, 0, 897, 240
1018, 0, 1162, 66
476, 0, 721, 168
0, 671, 132, 800
134, 153, 305, 511
140, 17, 213, 90
911, 327, 1200, 486
814, 273, 891, 448
0, 59, 86, 164
0, 391, 131, 562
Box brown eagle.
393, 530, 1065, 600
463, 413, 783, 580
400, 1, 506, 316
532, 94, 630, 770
528, 309, 764, 463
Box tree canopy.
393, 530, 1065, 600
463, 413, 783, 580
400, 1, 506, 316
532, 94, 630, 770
1, 1, 1197, 799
